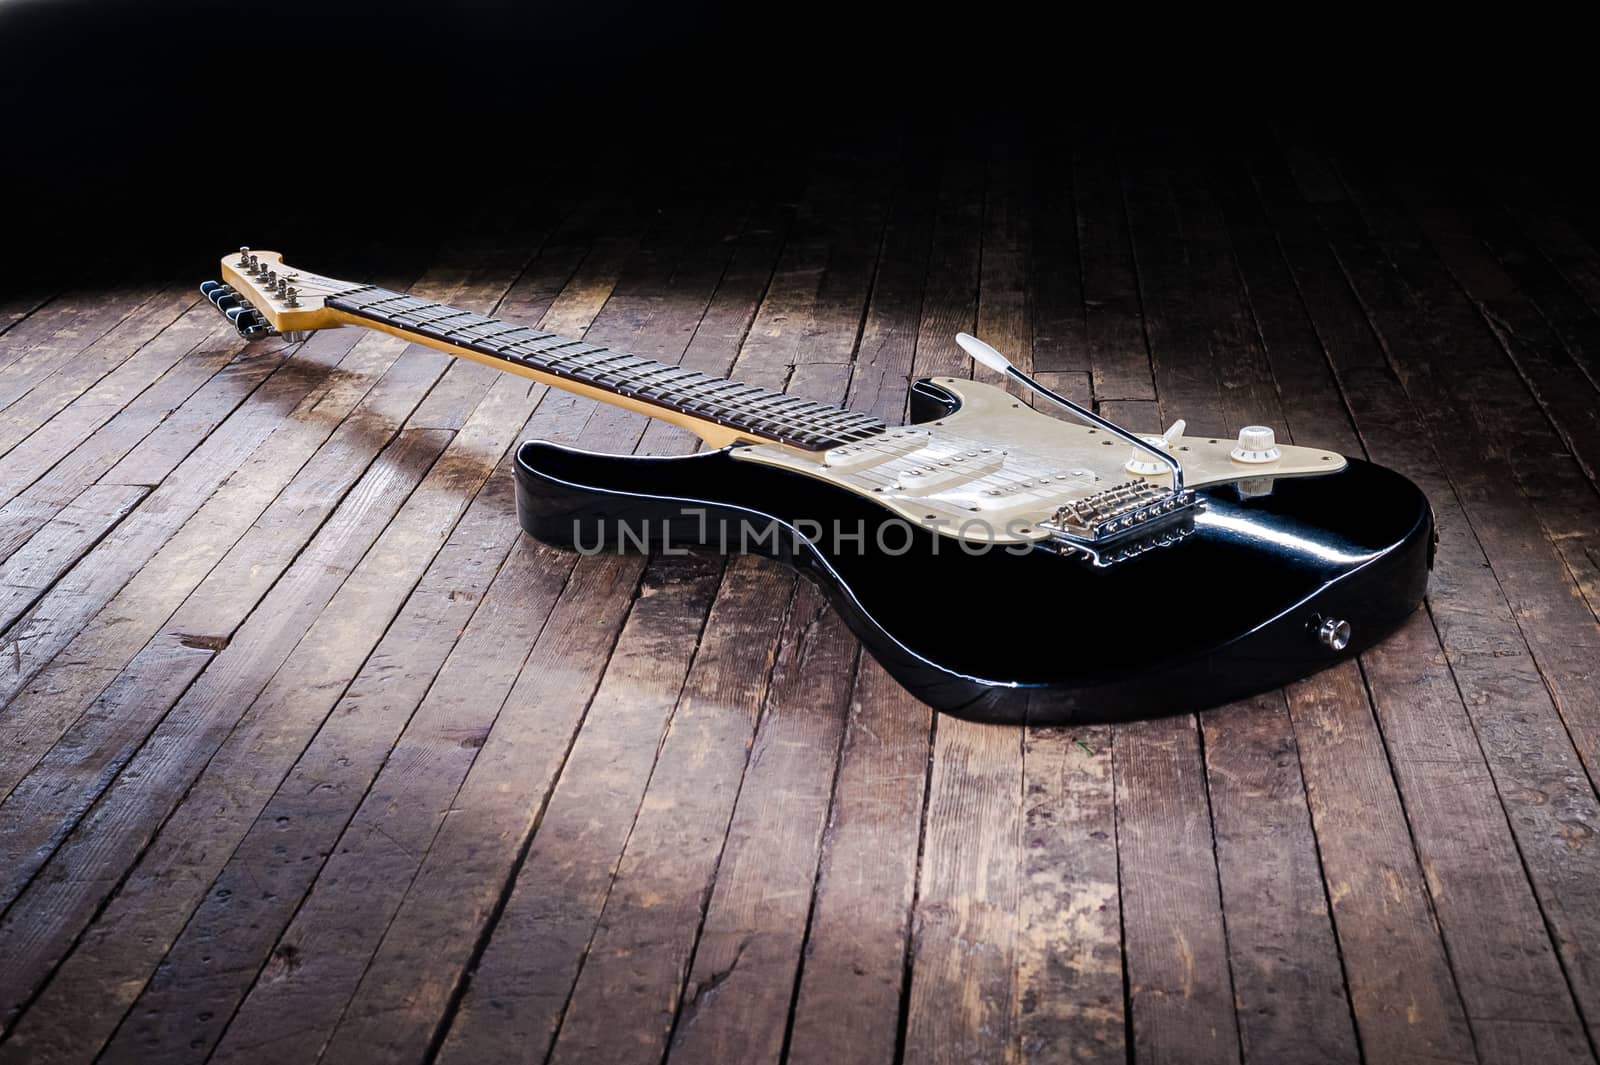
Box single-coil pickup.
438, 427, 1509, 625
823, 430, 932, 472
881, 449, 1007, 493
973, 468, 1097, 502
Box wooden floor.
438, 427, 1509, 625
2, 132, 1600, 1065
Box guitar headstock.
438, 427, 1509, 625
200, 248, 349, 341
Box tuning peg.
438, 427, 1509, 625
236, 314, 277, 341
224, 305, 272, 339
199, 280, 226, 298
212, 291, 247, 312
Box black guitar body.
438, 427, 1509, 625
514, 382, 1434, 725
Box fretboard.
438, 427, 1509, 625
327, 286, 886, 450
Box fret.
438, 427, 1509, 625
344, 291, 412, 311
726, 398, 804, 431
672, 376, 737, 402
386, 300, 441, 320
373, 296, 429, 316
482, 332, 549, 356
403, 308, 478, 329
808, 407, 877, 429
685, 384, 764, 415
751, 397, 828, 424
467, 323, 539, 346
623, 365, 693, 398
506, 339, 588, 364
587, 358, 660, 386
566, 351, 642, 380
741, 392, 809, 417
323, 291, 885, 449
534, 343, 611, 369
436, 317, 499, 340
499, 339, 582, 365
502, 336, 575, 355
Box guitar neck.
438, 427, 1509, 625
325, 285, 885, 451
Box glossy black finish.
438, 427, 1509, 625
513, 389, 1434, 725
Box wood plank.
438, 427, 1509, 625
94, 454, 553, 1065
206, 180, 799, 1064
974, 142, 1033, 396
1465, 192, 1600, 612
997, 144, 1127, 1065
781, 153, 940, 1065
0, 483, 147, 632
1133, 152, 1359, 1065
226, 554, 724, 1065
1285, 663, 1477, 1064
0, 303, 232, 505
1247, 149, 1594, 1064
1015, 723, 1123, 1065
0, 325, 448, 803
443, 158, 906, 1065
1212, 154, 1477, 1065
1114, 713, 1240, 1065
786, 658, 934, 1065
0, 338, 288, 563
5, 379, 544, 1065
898, 149, 1024, 1065
437, 161, 888, 1065
0, 283, 167, 393
1031, 139, 1089, 374
1122, 154, 1225, 430
0, 227, 593, 1063
66, 223, 586, 1065
1076, 144, 1156, 402
1097, 154, 1242, 1065
1411, 194, 1600, 618
1330, 158, 1600, 1047
1452, 192, 1600, 488
436, 555, 788, 1065
1202, 692, 1360, 1065
0, 307, 421, 792
904, 716, 1024, 1065
656, 583, 858, 1065
0, 291, 57, 341
441, 208, 825, 1065
834, 151, 936, 426
0, 286, 199, 464
909, 153, 984, 382
0, 424, 452, 1037
1496, 193, 1600, 392
0, 250, 531, 904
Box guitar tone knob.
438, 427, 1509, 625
1124, 437, 1171, 476
1124, 419, 1185, 476
1231, 425, 1281, 464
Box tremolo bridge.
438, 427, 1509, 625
1040, 481, 1202, 565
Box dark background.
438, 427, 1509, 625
1, 0, 1584, 288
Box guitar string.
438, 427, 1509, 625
246, 279, 898, 446
239, 275, 1124, 503
315, 286, 886, 442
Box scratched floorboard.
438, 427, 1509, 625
1, 137, 1597, 1065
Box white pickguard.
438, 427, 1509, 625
730, 377, 1345, 544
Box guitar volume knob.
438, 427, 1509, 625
1231, 425, 1281, 463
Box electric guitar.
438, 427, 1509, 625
202, 249, 1434, 723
